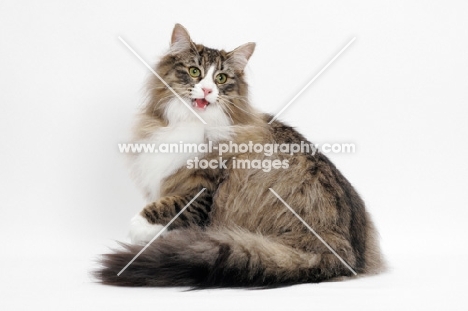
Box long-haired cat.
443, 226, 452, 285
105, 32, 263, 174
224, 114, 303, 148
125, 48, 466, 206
95, 24, 384, 288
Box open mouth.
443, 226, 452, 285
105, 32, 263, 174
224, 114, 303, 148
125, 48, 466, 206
192, 98, 209, 110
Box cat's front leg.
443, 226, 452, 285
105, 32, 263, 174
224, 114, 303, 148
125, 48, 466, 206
129, 212, 166, 245
129, 193, 212, 244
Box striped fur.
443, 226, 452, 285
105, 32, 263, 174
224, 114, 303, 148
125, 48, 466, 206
95, 24, 385, 288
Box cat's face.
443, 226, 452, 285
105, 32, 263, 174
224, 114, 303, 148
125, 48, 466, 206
148, 24, 256, 125
174, 46, 237, 111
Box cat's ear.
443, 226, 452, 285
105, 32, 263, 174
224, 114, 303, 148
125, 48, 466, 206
227, 42, 256, 71
170, 23, 192, 54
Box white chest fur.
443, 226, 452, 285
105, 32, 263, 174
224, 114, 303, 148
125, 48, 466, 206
131, 123, 205, 201
131, 99, 233, 202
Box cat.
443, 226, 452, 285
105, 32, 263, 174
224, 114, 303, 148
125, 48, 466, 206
95, 24, 385, 288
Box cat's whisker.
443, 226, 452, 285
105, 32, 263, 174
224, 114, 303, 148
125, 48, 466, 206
218, 97, 234, 124
224, 94, 248, 99
219, 96, 258, 118
218, 103, 234, 124
150, 94, 179, 114
147, 86, 171, 90
223, 95, 249, 105
222, 100, 235, 115
223, 95, 250, 104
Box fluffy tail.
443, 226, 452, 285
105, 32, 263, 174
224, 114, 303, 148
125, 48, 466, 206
95, 227, 358, 288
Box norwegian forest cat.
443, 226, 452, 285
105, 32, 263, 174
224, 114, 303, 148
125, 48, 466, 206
96, 24, 384, 287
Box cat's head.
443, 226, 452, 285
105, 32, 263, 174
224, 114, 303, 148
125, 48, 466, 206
147, 24, 256, 126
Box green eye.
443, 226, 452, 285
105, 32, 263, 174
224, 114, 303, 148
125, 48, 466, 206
216, 73, 227, 84
188, 67, 201, 77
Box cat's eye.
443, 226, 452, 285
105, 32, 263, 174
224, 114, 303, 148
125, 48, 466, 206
215, 73, 227, 84
188, 67, 201, 78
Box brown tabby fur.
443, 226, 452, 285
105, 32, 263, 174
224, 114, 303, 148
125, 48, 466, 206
96, 24, 385, 288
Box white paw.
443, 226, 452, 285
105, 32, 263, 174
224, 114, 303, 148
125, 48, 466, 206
129, 213, 167, 244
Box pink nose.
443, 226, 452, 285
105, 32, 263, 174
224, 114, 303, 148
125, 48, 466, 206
202, 88, 212, 97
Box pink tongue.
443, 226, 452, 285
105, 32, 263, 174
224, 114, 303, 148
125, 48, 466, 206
194, 98, 208, 109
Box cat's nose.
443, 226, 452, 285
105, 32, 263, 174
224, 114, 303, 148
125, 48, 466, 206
202, 88, 212, 97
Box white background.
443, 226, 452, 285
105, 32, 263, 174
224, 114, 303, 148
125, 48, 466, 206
1, 0, 467, 310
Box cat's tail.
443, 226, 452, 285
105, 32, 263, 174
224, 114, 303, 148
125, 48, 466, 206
95, 226, 366, 288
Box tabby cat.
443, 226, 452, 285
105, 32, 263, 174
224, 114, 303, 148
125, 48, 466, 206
96, 24, 384, 287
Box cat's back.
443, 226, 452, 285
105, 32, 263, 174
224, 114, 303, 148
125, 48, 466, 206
210, 118, 384, 274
